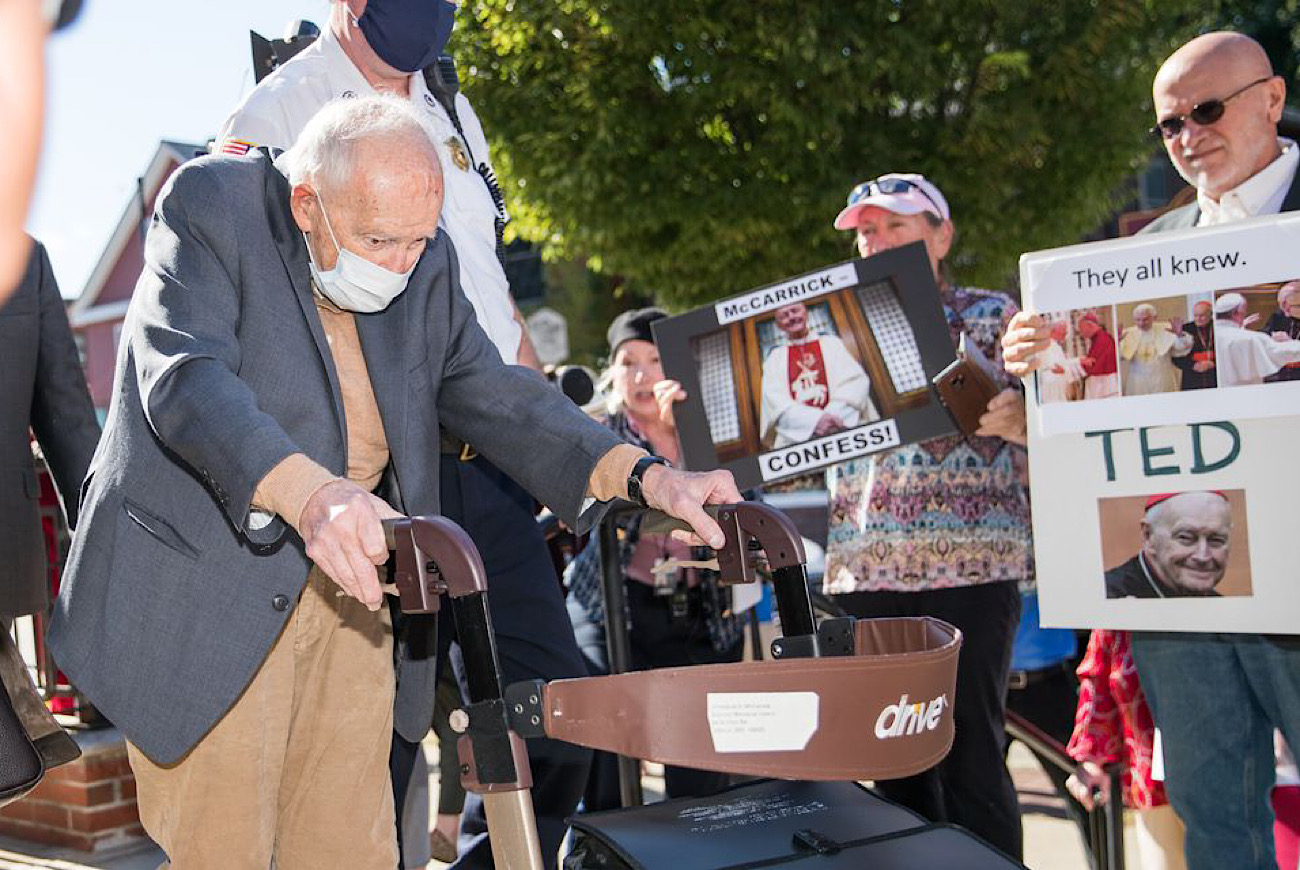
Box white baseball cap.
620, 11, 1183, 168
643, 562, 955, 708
833, 173, 951, 230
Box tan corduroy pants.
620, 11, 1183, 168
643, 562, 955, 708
127, 569, 398, 870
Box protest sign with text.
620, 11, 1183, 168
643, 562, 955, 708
653, 244, 958, 490
1021, 214, 1300, 634
1022, 213, 1300, 437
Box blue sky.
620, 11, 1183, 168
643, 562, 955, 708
28, 0, 329, 298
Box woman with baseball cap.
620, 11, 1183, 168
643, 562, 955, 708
826, 173, 1032, 859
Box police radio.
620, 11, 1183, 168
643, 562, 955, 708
250, 20, 320, 85
422, 57, 509, 268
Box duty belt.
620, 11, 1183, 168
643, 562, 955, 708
1007, 660, 1074, 691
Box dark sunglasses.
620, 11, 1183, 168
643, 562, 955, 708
1148, 76, 1273, 140
847, 177, 944, 215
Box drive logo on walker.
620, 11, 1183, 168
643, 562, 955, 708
874, 693, 949, 740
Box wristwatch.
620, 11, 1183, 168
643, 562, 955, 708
627, 456, 669, 507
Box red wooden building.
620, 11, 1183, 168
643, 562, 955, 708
69, 140, 206, 411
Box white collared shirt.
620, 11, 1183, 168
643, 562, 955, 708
217, 27, 522, 364
1197, 137, 1299, 226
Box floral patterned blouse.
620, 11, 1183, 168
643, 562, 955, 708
823, 286, 1032, 594
1066, 630, 1168, 810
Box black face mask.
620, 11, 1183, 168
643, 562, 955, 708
357, 0, 456, 74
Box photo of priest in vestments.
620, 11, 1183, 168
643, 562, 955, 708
759, 301, 878, 448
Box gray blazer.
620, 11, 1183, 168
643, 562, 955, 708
0, 242, 100, 620
47, 152, 621, 764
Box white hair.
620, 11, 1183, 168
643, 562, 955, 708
280, 94, 440, 191
1132, 303, 1157, 319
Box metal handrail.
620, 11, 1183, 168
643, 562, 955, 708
1005, 709, 1125, 870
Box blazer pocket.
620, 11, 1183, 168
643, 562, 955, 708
121, 498, 202, 561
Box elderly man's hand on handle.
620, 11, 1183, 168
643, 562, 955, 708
299, 479, 404, 611
638, 464, 743, 550
1001, 311, 1052, 378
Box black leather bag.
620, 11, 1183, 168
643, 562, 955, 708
565, 779, 1027, 870
0, 628, 81, 806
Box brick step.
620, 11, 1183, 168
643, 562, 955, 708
0, 729, 145, 854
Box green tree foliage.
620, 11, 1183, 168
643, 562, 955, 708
1218, 0, 1300, 92
454, 3, 1207, 306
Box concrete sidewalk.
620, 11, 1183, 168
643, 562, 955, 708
0, 740, 1136, 869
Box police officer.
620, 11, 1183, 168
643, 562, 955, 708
216, 3, 584, 868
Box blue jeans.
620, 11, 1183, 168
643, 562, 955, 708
1131, 631, 1300, 870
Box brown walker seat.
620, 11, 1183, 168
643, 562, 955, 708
541, 615, 961, 782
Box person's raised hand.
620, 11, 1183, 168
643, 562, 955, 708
298, 479, 403, 610
1001, 312, 1051, 378
638, 463, 742, 550
1244, 312, 1261, 329
652, 378, 687, 429
974, 388, 1027, 445
1168, 315, 1184, 334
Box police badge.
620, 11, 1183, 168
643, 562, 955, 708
446, 136, 470, 172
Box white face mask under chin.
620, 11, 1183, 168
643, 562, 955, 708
305, 195, 416, 313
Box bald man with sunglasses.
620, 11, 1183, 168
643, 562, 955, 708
1004, 32, 1300, 870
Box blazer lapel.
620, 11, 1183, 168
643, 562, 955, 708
261, 155, 347, 442
355, 291, 410, 473
1281, 172, 1300, 214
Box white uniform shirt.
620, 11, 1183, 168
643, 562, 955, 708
216, 27, 522, 363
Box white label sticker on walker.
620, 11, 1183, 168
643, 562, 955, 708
706, 692, 819, 753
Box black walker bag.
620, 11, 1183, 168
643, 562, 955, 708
565, 779, 1028, 870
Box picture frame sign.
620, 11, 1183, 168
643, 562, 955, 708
652, 242, 961, 491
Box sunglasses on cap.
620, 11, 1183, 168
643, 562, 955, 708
1148, 76, 1273, 140
846, 176, 945, 216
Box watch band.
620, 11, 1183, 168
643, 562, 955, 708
627, 456, 669, 507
